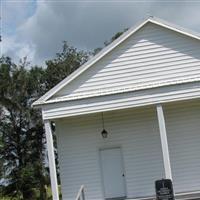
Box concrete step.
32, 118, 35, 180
175, 191, 200, 200
125, 191, 200, 200
126, 198, 200, 200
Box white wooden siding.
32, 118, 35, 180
56, 101, 200, 200
165, 101, 200, 193
53, 22, 200, 100
56, 107, 164, 200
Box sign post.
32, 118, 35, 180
155, 179, 175, 200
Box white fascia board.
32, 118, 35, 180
148, 17, 200, 41
33, 17, 200, 107
42, 82, 200, 120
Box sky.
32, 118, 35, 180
1, 0, 200, 66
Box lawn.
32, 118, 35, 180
0, 186, 62, 200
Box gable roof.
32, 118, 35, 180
33, 16, 200, 107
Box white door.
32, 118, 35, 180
100, 148, 126, 199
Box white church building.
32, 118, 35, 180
33, 17, 200, 200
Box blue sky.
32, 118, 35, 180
2, 0, 200, 66
2, 0, 37, 36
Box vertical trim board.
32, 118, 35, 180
44, 120, 59, 200
156, 104, 172, 180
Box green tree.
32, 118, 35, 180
0, 57, 47, 199
0, 42, 89, 199
93, 28, 129, 55
0, 28, 127, 199
45, 41, 89, 90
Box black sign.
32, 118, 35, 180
155, 179, 174, 200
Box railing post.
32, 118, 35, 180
82, 187, 85, 200
156, 104, 172, 180
75, 185, 85, 200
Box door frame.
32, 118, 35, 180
99, 146, 127, 199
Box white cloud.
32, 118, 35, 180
1, 35, 35, 64
2, 1, 200, 66
1, 0, 36, 63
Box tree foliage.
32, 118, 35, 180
93, 28, 128, 55
0, 43, 89, 199
0, 29, 126, 199
45, 41, 89, 90
0, 57, 47, 199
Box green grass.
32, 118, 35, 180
0, 185, 62, 200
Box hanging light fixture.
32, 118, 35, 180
101, 112, 108, 138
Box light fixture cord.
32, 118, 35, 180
101, 112, 105, 129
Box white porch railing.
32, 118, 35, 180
75, 185, 85, 200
